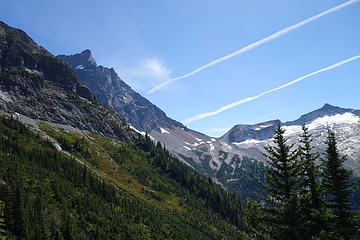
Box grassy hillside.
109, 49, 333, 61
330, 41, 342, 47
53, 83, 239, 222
0, 116, 243, 239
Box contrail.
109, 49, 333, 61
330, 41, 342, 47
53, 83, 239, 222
183, 55, 360, 124
148, 0, 360, 94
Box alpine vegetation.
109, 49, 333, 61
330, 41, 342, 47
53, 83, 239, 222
243, 125, 359, 240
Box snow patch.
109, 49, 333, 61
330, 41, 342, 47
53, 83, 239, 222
254, 124, 272, 131
184, 146, 192, 151
129, 125, 154, 140
308, 113, 359, 130
76, 64, 85, 70
232, 139, 264, 145
283, 125, 302, 136
283, 113, 360, 136
209, 144, 215, 151
221, 142, 232, 151
160, 128, 170, 134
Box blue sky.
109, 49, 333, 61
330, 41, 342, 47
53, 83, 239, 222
1, 0, 359, 136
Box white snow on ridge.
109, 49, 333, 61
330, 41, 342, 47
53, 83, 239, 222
233, 139, 264, 145
209, 143, 215, 151
160, 128, 170, 134
308, 113, 359, 130
76, 64, 85, 69
283, 125, 302, 136
194, 137, 203, 142
254, 124, 272, 131
129, 125, 145, 135
283, 113, 360, 136
129, 125, 154, 140
221, 142, 233, 151
184, 146, 192, 151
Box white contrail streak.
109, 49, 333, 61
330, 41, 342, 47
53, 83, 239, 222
148, 0, 360, 94
183, 55, 360, 124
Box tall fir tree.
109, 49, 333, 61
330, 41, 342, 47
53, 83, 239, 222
259, 126, 302, 240
320, 128, 356, 239
13, 181, 25, 238
243, 200, 273, 240
298, 125, 323, 239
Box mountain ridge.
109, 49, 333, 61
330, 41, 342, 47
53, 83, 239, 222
58, 50, 186, 132
0, 21, 134, 142
220, 103, 358, 143
0, 21, 246, 239
58, 49, 360, 182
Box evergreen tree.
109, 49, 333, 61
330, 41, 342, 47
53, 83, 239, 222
259, 126, 301, 240
243, 200, 273, 240
13, 181, 25, 238
320, 128, 356, 239
298, 125, 322, 238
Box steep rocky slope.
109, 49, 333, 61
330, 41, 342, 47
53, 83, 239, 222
58, 50, 215, 168
0, 21, 133, 142
58, 51, 360, 180
0, 21, 245, 238
58, 50, 184, 132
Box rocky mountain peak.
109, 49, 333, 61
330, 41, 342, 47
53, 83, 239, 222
0, 21, 49, 68
58, 51, 185, 132
0, 22, 136, 142
58, 49, 97, 69
322, 103, 334, 109
285, 103, 353, 126
220, 119, 281, 143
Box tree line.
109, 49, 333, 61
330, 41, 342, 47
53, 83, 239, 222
0, 116, 243, 239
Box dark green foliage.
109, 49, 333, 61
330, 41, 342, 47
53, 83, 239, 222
259, 126, 302, 240
0, 116, 243, 239
216, 156, 266, 202
243, 200, 272, 240
320, 129, 356, 239
298, 125, 323, 238
135, 133, 244, 228
56, 135, 90, 158
244, 126, 359, 240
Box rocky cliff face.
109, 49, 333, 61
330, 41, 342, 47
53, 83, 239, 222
0, 21, 134, 142
58, 50, 184, 132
